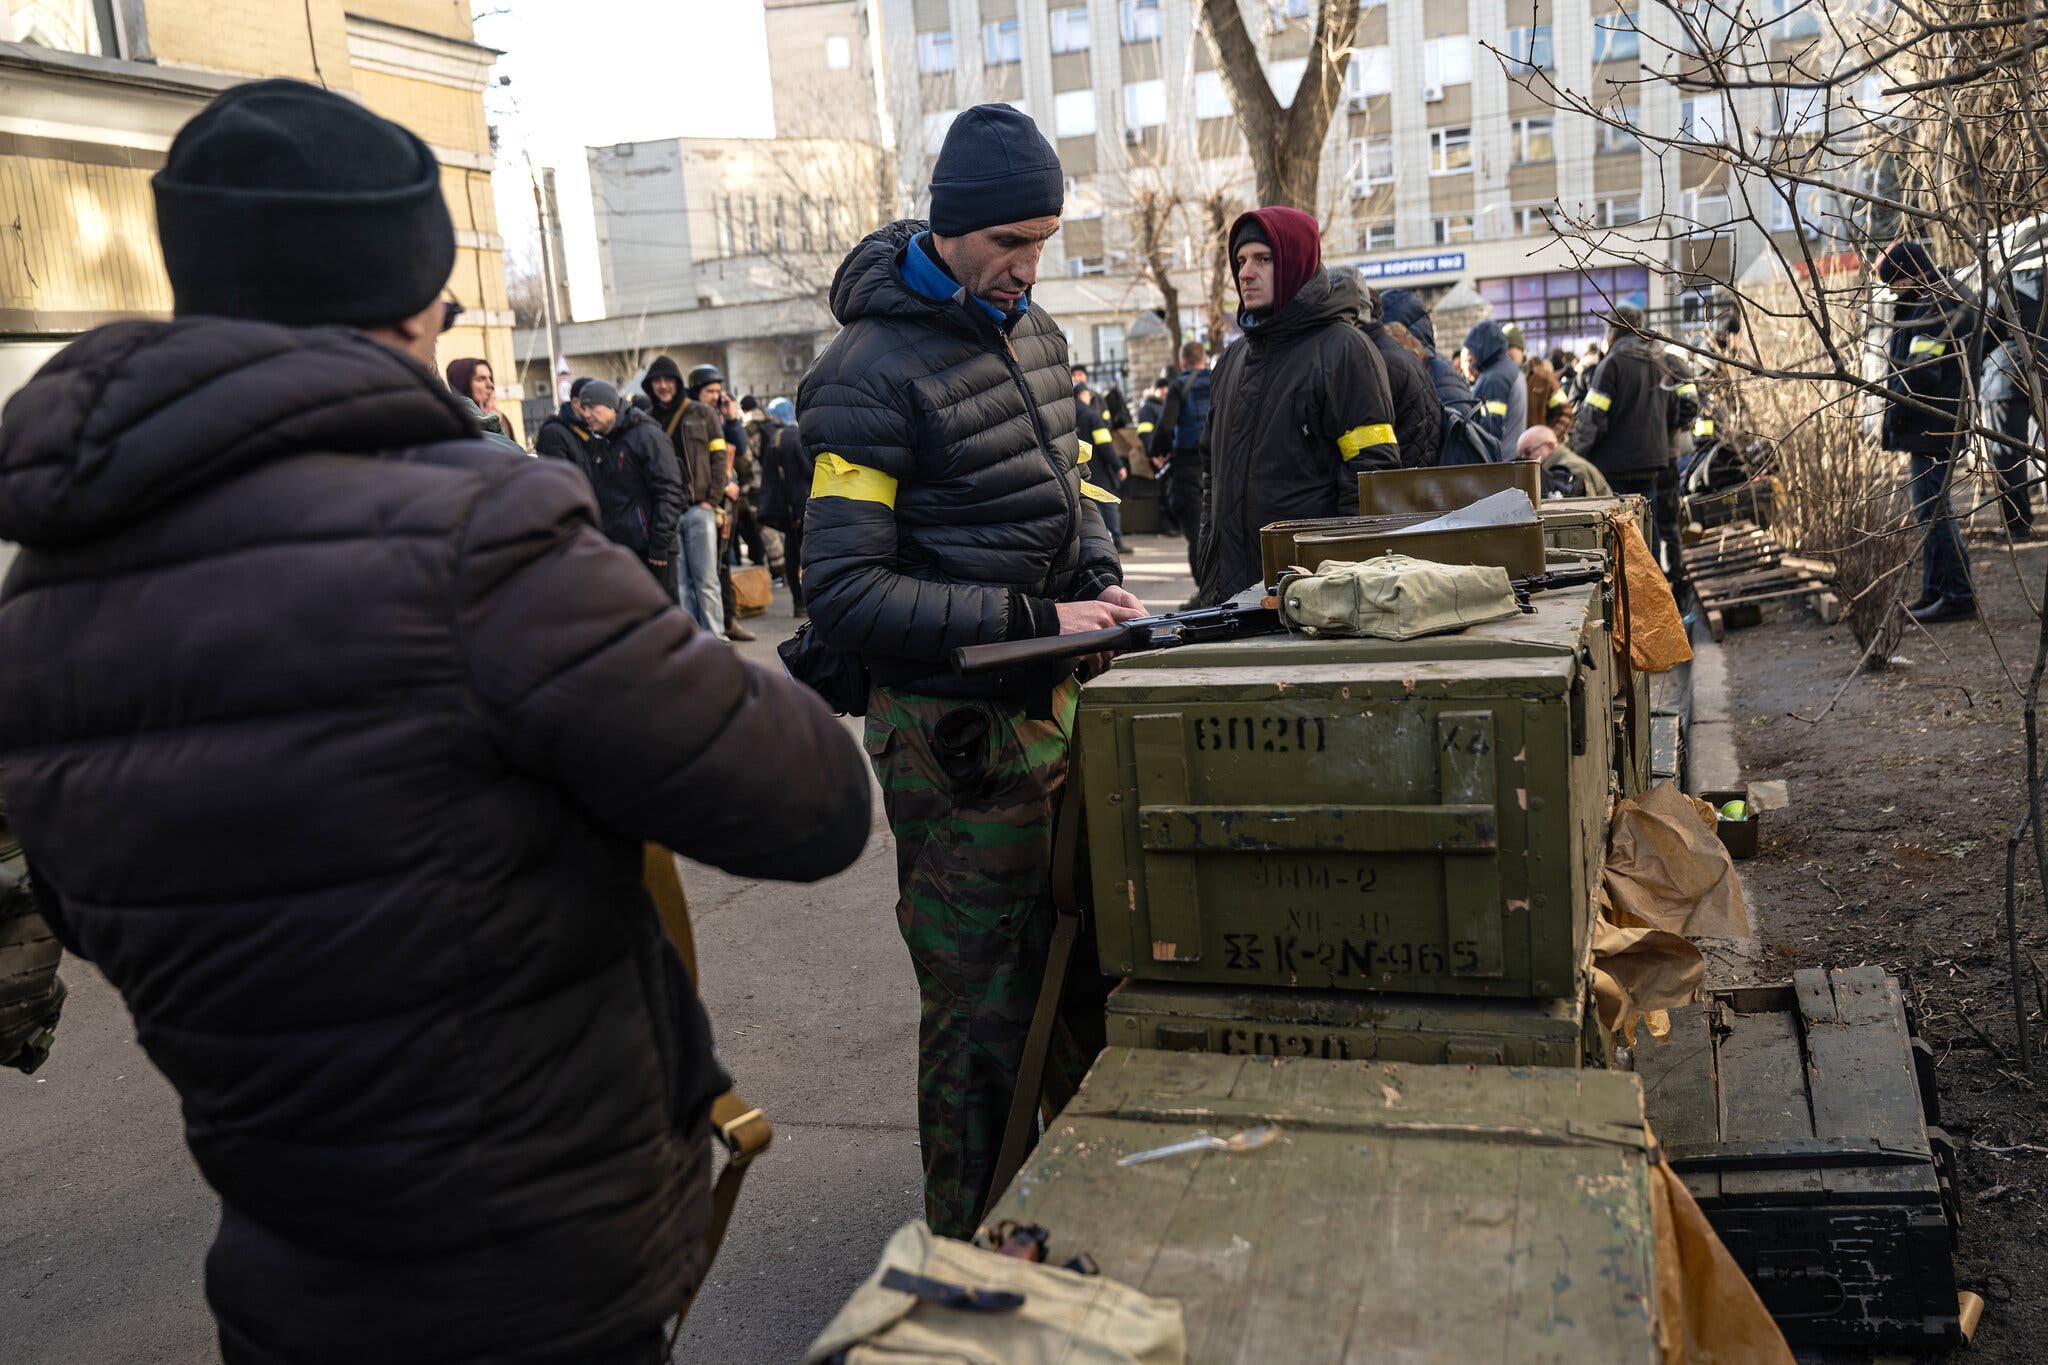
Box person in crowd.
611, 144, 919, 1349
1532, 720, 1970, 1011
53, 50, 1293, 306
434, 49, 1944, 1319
1550, 347, 1577, 393
1380, 289, 1495, 465
0, 79, 872, 1365
796, 104, 1141, 1239
1137, 374, 1169, 444
538, 379, 684, 599
643, 356, 730, 639
1352, 277, 1442, 467
1524, 353, 1574, 440
755, 396, 815, 616
1197, 207, 1400, 602
688, 365, 756, 642
1572, 342, 1604, 401
1462, 320, 1528, 452
1149, 341, 1213, 572
445, 356, 523, 453
1517, 423, 1613, 498
1075, 381, 1127, 552
1102, 383, 1148, 495
735, 395, 775, 573
1879, 239, 1976, 622
1979, 276, 2044, 542
1569, 305, 1686, 572
1501, 321, 1527, 369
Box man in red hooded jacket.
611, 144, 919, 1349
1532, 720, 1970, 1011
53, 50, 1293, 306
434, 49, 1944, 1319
1195, 206, 1399, 603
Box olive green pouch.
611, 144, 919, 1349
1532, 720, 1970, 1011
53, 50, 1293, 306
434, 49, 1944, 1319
1279, 554, 1521, 640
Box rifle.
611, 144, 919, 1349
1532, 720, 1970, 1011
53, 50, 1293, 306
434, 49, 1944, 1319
1511, 564, 1607, 611
953, 588, 1280, 676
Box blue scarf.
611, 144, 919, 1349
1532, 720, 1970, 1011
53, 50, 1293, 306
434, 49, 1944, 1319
900, 231, 1028, 330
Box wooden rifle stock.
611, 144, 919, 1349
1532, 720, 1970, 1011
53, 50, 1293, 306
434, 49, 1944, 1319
952, 622, 1137, 675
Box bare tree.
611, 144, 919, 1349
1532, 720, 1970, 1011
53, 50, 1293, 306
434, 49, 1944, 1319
1199, 0, 1359, 210
1197, 187, 1245, 344
504, 244, 548, 330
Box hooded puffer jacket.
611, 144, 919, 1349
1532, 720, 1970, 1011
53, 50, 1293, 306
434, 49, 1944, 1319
1463, 320, 1528, 451
798, 220, 1121, 699
0, 318, 873, 1364
1197, 266, 1399, 602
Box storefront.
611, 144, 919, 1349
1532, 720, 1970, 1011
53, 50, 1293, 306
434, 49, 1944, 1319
1475, 266, 1651, 357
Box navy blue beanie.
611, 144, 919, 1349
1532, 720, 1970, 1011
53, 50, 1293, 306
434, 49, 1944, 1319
929, 104, 1064, 235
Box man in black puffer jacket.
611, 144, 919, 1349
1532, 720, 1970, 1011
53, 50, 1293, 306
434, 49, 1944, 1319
0, 80, 872, 1365
798, 104, 1142, 1239
536, 379, 685, 600
1197, 206, 1400, 603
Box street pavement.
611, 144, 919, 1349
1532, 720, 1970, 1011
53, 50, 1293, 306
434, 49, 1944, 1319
0, 530, 1195, 1364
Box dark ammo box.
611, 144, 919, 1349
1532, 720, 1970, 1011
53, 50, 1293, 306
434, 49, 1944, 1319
1357, 460, 1542, 516
987, 1048, 1663, 1363
1105, 973, 1610, 1067
1635, 966, 1961, 1349
1079, 582, 1614, 998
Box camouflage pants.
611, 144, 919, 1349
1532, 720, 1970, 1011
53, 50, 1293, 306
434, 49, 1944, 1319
865, 680, 1108, 1238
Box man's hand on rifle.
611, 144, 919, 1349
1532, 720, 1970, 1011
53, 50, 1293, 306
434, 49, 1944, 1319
1056, 593, 1145, 634
1059, 589, 1146, 681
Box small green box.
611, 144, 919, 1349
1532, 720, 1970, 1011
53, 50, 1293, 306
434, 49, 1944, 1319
1080, 583, 1613, 998
987, 1049, 1662, 1364
1105, 973, 1611, 1068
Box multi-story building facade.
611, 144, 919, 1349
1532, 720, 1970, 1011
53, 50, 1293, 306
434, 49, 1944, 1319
1, 0, 518, 432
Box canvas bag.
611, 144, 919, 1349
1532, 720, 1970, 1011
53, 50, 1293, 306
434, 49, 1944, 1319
1279, 553, 1521, 640
804, 1222, 1186, 1365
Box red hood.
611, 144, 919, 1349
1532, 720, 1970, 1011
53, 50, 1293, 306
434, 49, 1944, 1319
1230, 206, 1323, 315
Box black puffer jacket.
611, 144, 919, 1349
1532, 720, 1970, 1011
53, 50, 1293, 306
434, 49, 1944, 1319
1573, 334, 1680, 475
0, 319, 872, 1364
1197, 267, 1398, 602
536, 401, 683, 562
798, 220, 1121, 698
1878, 240, 1970, 454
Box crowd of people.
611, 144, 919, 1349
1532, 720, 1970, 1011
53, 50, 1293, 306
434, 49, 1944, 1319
0, 75, 2019, 1365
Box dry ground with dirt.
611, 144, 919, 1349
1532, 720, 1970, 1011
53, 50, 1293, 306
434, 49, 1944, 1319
1721, 530, 2048, 1362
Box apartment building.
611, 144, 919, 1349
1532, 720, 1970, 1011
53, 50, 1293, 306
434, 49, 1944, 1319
830, 0, 1844, 379
0, 0, 520, 432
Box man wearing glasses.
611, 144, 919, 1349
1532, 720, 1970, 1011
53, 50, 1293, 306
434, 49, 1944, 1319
0, 80, 871, 1364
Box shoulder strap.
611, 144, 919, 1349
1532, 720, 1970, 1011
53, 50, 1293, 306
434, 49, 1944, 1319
642, 844, 772, 1333
664, 403, 687, 439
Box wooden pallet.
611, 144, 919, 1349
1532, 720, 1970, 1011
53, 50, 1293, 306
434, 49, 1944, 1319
1682, 523, 1839, 640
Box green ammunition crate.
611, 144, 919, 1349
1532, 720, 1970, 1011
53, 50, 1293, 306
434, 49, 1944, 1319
1081, 582, 1612, 998
1535, 496, 1654, 796
1536, 493, 1649, 555
1105, 972, 1612, 1068
988, 1049, 1662, 1364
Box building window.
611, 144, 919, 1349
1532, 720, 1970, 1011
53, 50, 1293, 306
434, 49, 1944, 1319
826, 34, 852, 68
918, 30, 955, 73
923, 109, 960, 153
1591, 10, 1640, 64
717, 195, 734, 256
1360, 0, 1386, 8
1765, 0, 1822, 41
1685, 190, 1731, 227
1051, 5, 1091, 53
1093, 322, 1128, 368
1348, 136, 1395, 193
1121, 0, 1159, 43
1348, 45, 1392, 100
1123, 78, 1166, 129
1770, 86, 1826, 137
1069, 255, 1110, 276
1195, 69, 1232, 119
1679, 96, 1727, 143
1066, 177, 1105, 219
1055, 89, 1097, 138
1423, 37, 1472, 90
1428, 125, 1473, 175
1513, 202, 1558, 235
1432, 213, 1476, 245
1510, 116, 1554, 163
984, 17, 1021, 65
1597, 195, 1642, 226
1504, 25, 1553, 72
1359, 221, 1397, 251
6, 0, 118, 54
1598, 107, 1641, 154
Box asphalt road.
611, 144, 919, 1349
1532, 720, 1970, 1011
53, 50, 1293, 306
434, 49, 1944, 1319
0, 530, 1197, 1364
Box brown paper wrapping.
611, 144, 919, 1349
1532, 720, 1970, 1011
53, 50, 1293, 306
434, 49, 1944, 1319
1608, 510, 1695, 674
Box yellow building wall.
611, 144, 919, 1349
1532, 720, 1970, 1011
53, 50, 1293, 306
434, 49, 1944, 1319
5, 0, 522, 439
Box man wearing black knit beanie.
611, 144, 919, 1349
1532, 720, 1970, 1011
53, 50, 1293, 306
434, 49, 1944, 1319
0, 78, 873, 1364
795, 103, 1144, 1238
